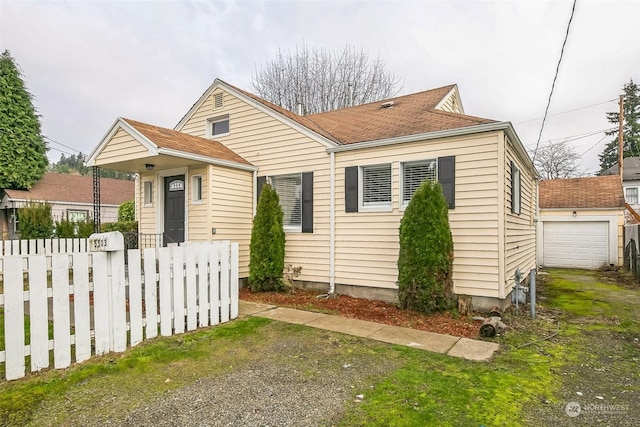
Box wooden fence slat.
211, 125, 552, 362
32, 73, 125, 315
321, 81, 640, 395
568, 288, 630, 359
11, 240, 20, 255
4, 256, 26, 380
111, 250, 127, 353
72, 253, 91, 363
92, 252, 110, 355
185, 245, 197, 331
219, 241, 230, 323
128, 249, 143, 346
230, 243, 239, 319
172, 246, 185, 335
210, 243, 221, 326
144, 248, 158, 339
28, 256, 50, 372
52, 254, 71, 369
159, 248, 172, 336
197, 245, 210, 328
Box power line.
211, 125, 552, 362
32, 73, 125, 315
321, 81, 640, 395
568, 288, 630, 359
47, 145, 76, 157
43, 136, 83, 155
525, 127, 615, 148
515, 99, 617, 125
532, 0, 578, 164
578, 134, 608, 158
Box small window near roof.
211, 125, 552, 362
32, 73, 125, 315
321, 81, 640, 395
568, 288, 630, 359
208, 115, 229, 137
143, 181, 153, 206
626, 187, 638, 204
192, 175, 203, 203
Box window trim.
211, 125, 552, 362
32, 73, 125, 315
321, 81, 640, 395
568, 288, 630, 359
191, 175, 203, 204
207, 114, 230, 138
143, 180, 154, 207
400, 158, 437, 210
626, 187, 638, 204
359, 163, 392, 212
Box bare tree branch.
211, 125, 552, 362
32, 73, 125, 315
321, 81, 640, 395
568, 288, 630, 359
530, 141, 585, 180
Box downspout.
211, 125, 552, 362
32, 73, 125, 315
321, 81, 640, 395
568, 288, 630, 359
329, 151, 336, 295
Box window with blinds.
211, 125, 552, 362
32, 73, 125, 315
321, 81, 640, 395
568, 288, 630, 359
626, 187, 638, 204
271, 173, 302, 230
361, 164, 392, 208
401, 159, 437, 206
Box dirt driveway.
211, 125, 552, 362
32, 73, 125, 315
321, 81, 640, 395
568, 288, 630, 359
519, 268, 640, 426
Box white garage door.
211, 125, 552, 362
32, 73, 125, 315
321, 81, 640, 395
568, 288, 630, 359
543, 221, 610, 269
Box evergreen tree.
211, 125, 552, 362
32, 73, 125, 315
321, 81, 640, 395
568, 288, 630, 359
0, 50, 48, 189
248, 183, 286, 292
397, 180, 455, 314
599, 79, 640, 173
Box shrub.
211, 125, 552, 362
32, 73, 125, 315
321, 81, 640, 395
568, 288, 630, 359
249, 183, 285, 292
101, 221, 138, 233
54, 215, 76, 238
76, 218, 95, 238
397, 180, 455, 313
17, 201, 53, 239
118, 200, 135, 222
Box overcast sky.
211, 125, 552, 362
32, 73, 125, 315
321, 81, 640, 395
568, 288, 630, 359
1, 0, 639, 175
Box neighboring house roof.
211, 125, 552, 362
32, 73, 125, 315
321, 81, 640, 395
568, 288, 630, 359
539, 175, 624, 209
122, 118, 253, 167
600, 156, 640, 181
2, 173, 134, 206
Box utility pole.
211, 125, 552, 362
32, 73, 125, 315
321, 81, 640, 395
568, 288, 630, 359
619, 94, 624, 181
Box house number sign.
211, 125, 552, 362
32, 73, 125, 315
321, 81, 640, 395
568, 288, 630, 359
169, 180, 185, 191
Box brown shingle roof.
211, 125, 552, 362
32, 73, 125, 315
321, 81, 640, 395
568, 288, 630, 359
123, 118, 252, 166
539, 176, 624, 209
3, 173, 134, 205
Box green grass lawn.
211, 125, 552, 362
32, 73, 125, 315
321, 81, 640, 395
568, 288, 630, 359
1, 268, 638, 426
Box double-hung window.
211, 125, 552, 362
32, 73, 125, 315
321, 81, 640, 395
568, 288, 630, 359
67, 210, 88, 223
626, 187, 638, 204
270, 173, 303, 231
401, 159, 437, 207
360, 163, 392, 210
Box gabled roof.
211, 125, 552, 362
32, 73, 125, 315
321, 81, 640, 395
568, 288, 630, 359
306, 86, 495, 144
123, 118, 252, 166
600, 156, 640, 181
539, 175, 624, 209
2, 173, 134, 206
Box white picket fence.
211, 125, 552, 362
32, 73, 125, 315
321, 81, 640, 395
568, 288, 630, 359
0, 238, 89, 255
0, 239, 239, 381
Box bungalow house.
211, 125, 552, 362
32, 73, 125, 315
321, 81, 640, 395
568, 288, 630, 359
0, 172, 135, 239
86, 79, 537, 310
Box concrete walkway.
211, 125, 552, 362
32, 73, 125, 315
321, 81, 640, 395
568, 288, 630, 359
239, 301, 499, 362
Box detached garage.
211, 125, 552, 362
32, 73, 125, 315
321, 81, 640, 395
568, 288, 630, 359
538, 176, 625, 269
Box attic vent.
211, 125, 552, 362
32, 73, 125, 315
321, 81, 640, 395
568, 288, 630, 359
213, 93, 224, 109
381, 101, 394, 109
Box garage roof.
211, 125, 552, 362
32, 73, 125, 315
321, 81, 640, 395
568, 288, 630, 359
539, 175, 624, 209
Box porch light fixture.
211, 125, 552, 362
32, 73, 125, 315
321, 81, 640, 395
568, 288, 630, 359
572, 211, 577, 217
145, 163, 155, 171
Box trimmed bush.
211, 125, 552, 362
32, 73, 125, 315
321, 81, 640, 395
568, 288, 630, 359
249, 183, 285, 292
101, 221, 138, 233
17, 201, 53, 239
397, 180, 455, 313
118, 199, 135, 222
54, 215, 76, 238
76, 219, 95, 238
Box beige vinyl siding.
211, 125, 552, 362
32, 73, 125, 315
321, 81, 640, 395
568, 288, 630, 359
138, 172, 157, 234
436, 90, 463, 114
187, 165, 209, 242
335, 132, 502, 298
504, 135, 537, 297
209, 166, 253, 277
95, 128, 149, 165
180, 89, 332, 284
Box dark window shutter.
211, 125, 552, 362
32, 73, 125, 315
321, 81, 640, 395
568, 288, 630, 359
256, 176, 266, 203
345, 166, 359, 212
438, 156, 455, 209
302, 172, 313, 233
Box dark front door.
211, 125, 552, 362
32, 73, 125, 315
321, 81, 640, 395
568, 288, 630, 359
164, 175, 185, 244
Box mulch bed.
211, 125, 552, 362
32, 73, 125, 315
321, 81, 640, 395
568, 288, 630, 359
240, 288, 480, 339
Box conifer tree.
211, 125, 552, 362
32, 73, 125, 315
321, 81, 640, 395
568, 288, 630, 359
599, 79, 640, 173
0, 50, 48, 189
249, 183, 286, 292
397, 180, 455, 313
